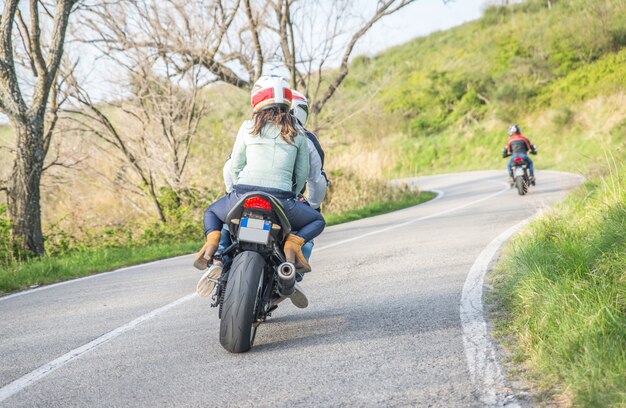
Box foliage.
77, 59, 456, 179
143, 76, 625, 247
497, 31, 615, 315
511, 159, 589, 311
491, 161, 626, 406
325, 190, 435, 226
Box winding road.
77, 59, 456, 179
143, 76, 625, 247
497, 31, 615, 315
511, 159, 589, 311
0, 170, 583, 407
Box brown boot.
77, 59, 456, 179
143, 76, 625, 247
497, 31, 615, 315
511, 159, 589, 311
193, 230, 221, 270
283, 233, 311, 273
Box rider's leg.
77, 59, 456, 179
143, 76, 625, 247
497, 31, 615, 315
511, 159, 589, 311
196, 195, 240, 296
215, 224, 232, 263
296, 240, 315, 282
301, 240, 314, 261
526, 156, 535, 177
507, 156, 515, 178
283, 200, 325, 242
281, 199, 325, 273
194, 202, 224, 270
195, 193, 237, 270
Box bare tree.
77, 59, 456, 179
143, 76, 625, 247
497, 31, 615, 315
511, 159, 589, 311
63, 52, 206, 223
80, 0, 427, 123
0, 0, 79, 256
273, 0, 425, 117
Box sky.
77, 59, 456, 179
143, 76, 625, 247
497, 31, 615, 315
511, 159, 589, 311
354, 0, 492, 56
0, 0, 493, 125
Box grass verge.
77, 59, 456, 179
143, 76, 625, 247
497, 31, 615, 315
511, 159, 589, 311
0, 190, 435, 295
490, 164, 626, 407
0, 241, 200, 295
325, 190, 436, 226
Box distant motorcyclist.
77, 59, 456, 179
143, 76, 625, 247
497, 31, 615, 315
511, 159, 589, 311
503, 124, 536, 185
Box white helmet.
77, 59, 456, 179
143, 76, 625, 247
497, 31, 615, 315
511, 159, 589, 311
290, 91, 309, 127
508, 124, 521, 136
250, 75, 292, 113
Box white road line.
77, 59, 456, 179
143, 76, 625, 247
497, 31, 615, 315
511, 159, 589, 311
0, 293, 196, 403
460, 218, 533, 407
0, 180, 507, 402
315, 182, 508, 253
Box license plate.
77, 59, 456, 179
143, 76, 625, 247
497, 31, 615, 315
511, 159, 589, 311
514, 168, 524, 176
238, 217, 271, 244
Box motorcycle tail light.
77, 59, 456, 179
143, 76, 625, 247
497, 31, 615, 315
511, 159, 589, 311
244, 196, 272, 210
513, 157, 524, 163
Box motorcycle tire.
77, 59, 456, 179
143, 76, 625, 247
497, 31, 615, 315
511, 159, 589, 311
515, 176, 527, 196
219, 251, 265, 353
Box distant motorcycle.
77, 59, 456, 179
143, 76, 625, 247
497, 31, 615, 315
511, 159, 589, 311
502, 145, 538, 196
210, 192, 301, 353
511, 157, 532, 195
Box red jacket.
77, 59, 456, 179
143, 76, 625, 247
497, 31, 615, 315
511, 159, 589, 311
506, 133, 532, 154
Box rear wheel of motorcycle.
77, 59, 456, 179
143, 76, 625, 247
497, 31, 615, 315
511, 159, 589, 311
219, 251, 265, 353
515, 176, 527, 195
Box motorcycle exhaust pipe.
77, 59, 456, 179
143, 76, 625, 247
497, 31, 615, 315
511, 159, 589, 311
277, 262, 296, 297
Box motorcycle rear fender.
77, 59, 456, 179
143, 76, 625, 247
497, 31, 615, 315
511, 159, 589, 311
225, 191, 291, 244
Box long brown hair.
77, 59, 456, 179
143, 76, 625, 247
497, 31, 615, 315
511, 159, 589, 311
252, 106, 298, 144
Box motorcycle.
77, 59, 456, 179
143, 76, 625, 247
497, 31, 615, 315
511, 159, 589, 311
511, 157, 531, 195
502, 146, 537, 196
210, 191, 300, 353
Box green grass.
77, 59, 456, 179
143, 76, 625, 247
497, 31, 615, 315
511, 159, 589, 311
0, 241, 200, 294
491, 162, 626, 407
324, 190, 436, 226
0, 190, 435, 295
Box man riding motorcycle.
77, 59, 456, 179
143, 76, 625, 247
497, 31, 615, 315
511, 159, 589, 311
503, 124, 536, 185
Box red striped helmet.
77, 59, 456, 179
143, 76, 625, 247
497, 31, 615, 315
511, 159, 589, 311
290, 91, 309, 127
251, 75, 292, 112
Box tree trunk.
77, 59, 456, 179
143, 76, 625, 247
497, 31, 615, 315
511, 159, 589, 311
8, 117, 46, 256
148, 181, 167, 223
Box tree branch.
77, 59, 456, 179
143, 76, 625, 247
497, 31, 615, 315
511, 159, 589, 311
244, 0, 264, 82
31, 0, 77, 115
28, 0, 49, 79
311, 0, 417, 115
0, 0, 28, 118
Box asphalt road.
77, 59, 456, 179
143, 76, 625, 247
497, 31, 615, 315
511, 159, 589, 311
0, 170, 582, 407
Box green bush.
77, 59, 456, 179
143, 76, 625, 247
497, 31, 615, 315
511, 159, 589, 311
551, 106, 574, 127
481, 5, 511, 27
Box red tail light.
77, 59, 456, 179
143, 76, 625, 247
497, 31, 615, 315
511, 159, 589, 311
244, 196, 272, 210
513, 157, 524, 163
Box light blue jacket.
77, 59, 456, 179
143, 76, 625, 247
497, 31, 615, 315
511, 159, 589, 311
231, 120, 310, 193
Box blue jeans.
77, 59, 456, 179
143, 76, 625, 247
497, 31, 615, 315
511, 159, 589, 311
508, 154, 534, 177
203, 184, 325, 242
296, 240, 315, 282
216, 225, 232, 258
301, 240, 314, 261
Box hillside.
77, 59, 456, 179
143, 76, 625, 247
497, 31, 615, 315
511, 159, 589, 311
316, 0, 626, 177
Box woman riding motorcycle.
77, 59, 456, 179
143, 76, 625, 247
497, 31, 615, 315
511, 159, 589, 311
210, 90, 327, 272
193, 75, 326, 295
